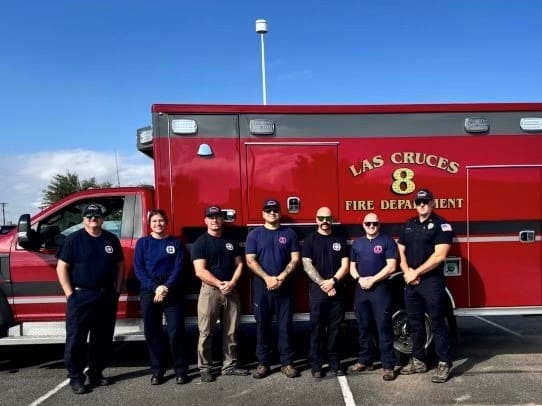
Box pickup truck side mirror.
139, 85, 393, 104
16, 214, 32, 245
16, 214, 42, 250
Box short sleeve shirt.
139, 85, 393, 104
245, 226, 300, 293
302, 231, 348, 297
398, 213, 453, 279
191, 232, 241, 281
351, 234, 398, 278
56, 228, 123, 289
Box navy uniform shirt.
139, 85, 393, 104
134, 235, 184, 292
245, 226, 300, 293
302, 231, 349, 299
398, 212, 453, 280
191, 232, 241, 281
351, 234, 398, 278
56, 228, 123, 289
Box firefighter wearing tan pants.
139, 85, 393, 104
191, 205, 250, 382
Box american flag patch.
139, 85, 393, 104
441, 223, 452, 232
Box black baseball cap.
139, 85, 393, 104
262, 199, 281, 211
204, 205, 223, 217
415, 189, 434, 201
83, 203, 105, 217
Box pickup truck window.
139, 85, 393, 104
36, 197, 125, 249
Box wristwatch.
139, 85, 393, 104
332, 276, 338, 284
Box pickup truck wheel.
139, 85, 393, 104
392, 309, 433, 356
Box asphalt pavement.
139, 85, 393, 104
0, 315, 541, 406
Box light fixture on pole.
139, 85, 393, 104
255, 19, 268, 105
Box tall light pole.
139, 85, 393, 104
255, 19, 268, 105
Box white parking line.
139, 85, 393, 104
27, 378, 70, 406
337, 375, 357, 406
474, 316, 522, 337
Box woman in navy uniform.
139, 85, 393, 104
134, 209, 189, 385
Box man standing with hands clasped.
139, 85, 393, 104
302, 207, 349, 378
192, 205, 249, 382
245, 199, 301, 379
349, 212, 397, 381
398, 188, 454, 383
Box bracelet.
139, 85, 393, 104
332, 276, 338, 284
355, 276, 360, 282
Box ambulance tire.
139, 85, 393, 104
391, 308, 433, 364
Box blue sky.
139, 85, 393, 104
0, 0, 541, 222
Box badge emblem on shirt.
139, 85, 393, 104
332, 243, 341, 251
105, 245, 113, 254
428, 223, 434, 230
166, 245, 176, 254
278, 236, 287, 244
373, 245, 383, 254
225, 243, 234, 251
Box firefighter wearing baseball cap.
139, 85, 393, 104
56, 203, 124, 394
191, 205, 249, 382
245, 199, 301, 379
398, 189, 454, 383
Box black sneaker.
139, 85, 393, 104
311, 369, 323, 379
150, 375, 163, 385
87, 372, 112, 386
176, 374, 189, 384
70, 382, 86, 395
431, 361, 452, 383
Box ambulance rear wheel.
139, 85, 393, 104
392, 309, 433, 361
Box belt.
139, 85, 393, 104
74, 286, 111, 293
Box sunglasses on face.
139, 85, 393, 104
364, 221, 379, 227
415, 199, 430, 206
264, 208, 279, 214
317, 216, 332, 222
85, 215, 102, 219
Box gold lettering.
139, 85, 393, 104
372, 155, 384, 168
349, 165, 362, 177
362, 159, 374, 172
403, 152, 415, 164
426, 154, 438, 167
447, 161, 459, 174
437, 157, 449, 170
390, 152, 402, 164
345, 200, 374, 211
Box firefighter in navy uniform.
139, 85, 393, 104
398, 189, 454, 383
302, 206, 349, 378
245, 199, 301, 379
349, 212, 397, 381
56, 203, 124, 395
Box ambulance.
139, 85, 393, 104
1, 103, 540, 355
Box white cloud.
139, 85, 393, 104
0, 149, 153, 224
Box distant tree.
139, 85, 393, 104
41, 171, 113, 207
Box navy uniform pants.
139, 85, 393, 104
354, 283, 396, 369
64, 288, 119, 384
140, 290, 188, 377
253, 288, 295, 366
309, 293, 344, 371
404, 276, 451, 364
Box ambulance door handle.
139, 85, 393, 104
519, 230, 535, 243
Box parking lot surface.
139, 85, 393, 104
0, 315, 541, 405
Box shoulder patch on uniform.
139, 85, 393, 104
441, 223, 452, 232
